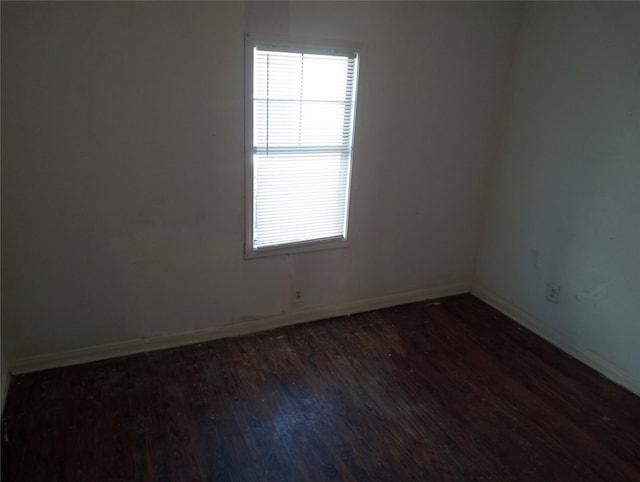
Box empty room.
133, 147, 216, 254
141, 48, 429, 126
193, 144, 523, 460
1, 1, 639, 480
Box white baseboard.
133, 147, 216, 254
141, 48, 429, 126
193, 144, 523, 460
471, 281, 640, 397
7, 281, 470, 375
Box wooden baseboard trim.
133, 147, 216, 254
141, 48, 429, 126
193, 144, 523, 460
471, 281, 640, 397
7, 281, 470, 375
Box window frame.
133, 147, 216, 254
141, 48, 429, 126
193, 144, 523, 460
244, 35, 361, 259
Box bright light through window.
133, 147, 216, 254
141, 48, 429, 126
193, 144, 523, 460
249, 43, 359, 252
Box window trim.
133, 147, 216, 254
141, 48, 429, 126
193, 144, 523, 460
244, 35, 361, 259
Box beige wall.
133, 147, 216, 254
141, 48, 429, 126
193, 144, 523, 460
1, 2, 519, 363
475, 3, 640, 391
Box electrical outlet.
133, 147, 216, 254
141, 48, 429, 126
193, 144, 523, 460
547, 284, 560, 303
292, 288, 303, 304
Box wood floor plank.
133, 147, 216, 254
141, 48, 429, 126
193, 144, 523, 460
2, 294, 639, 481
440, 296, 640, 474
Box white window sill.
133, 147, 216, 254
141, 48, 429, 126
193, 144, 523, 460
245, 237, 351, 259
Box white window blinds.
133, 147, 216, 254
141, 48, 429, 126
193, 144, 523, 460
252, 44, 359, 250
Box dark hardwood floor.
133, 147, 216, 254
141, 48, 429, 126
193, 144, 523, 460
2, 294, 639, 481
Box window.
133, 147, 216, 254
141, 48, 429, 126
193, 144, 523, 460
245, 39, 360, 256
